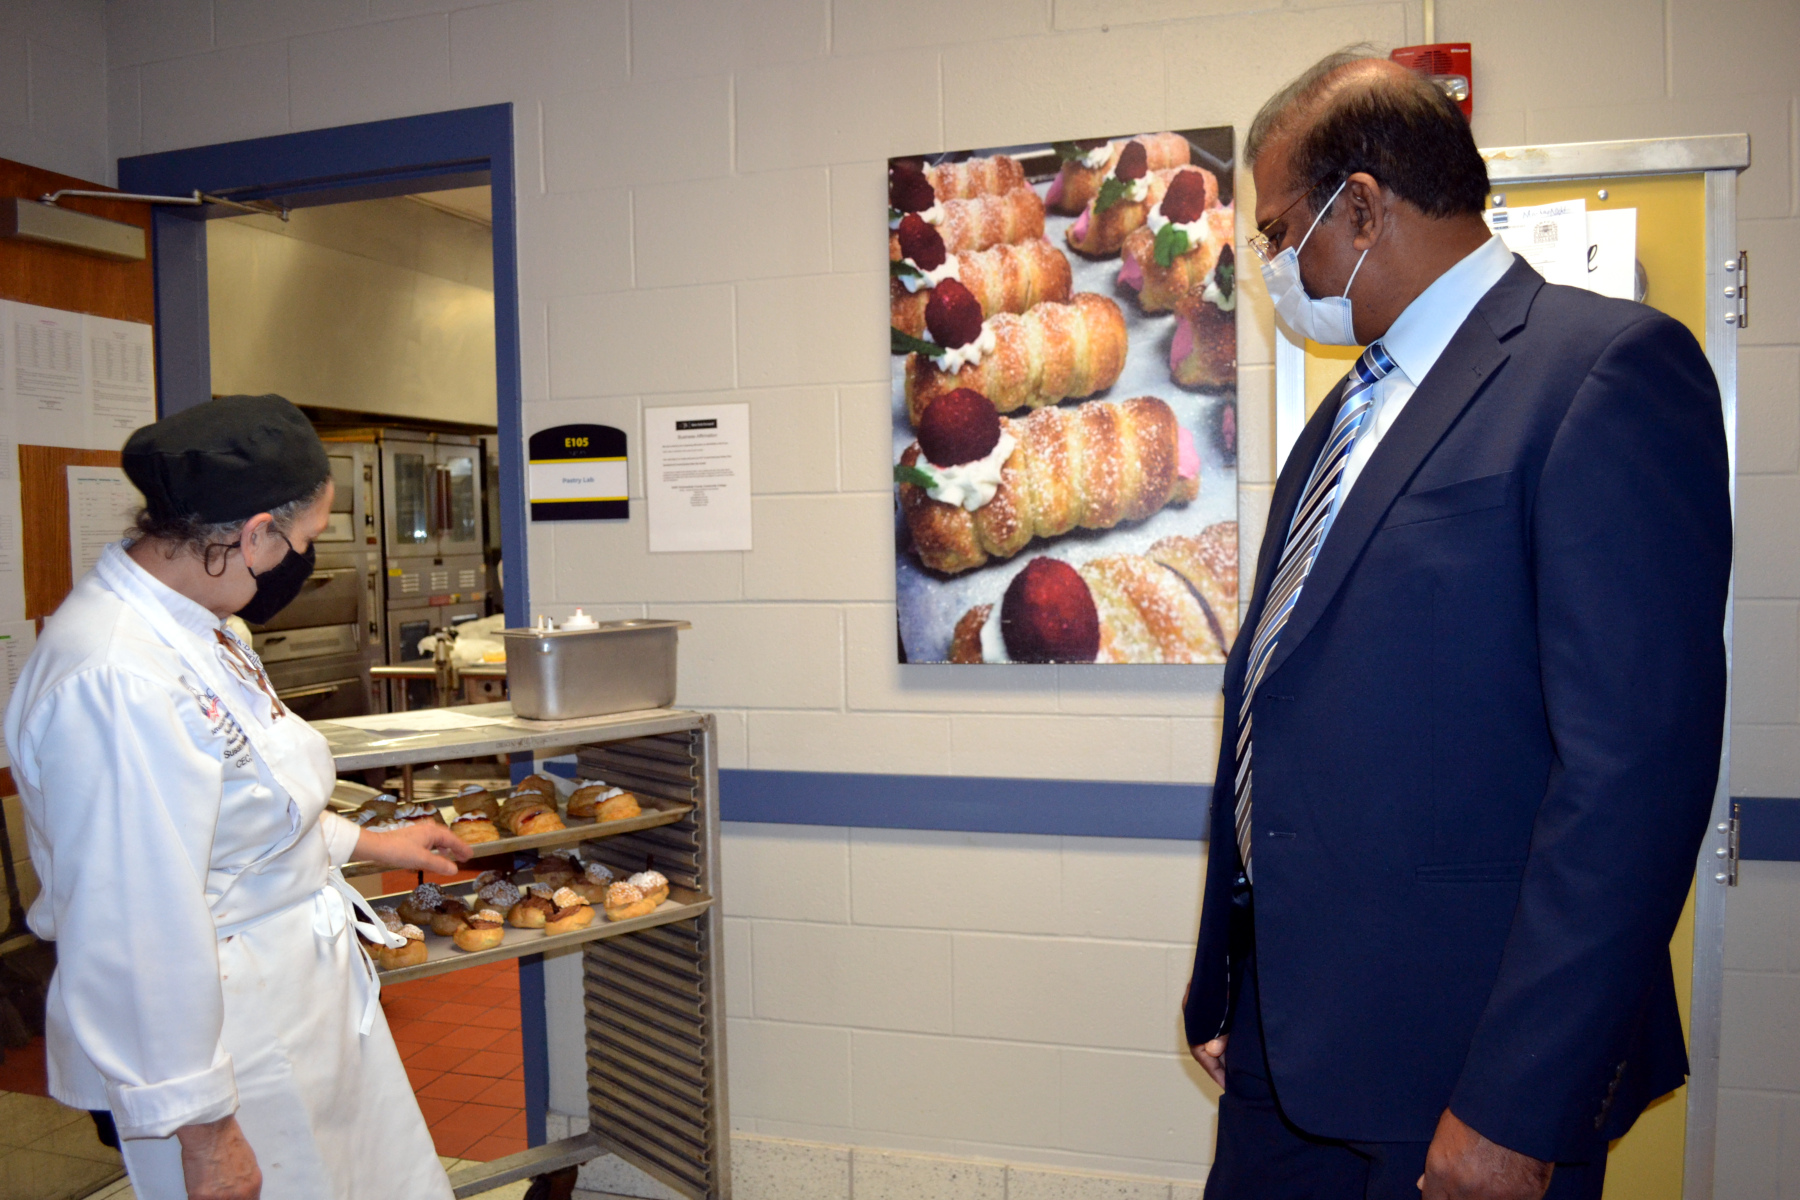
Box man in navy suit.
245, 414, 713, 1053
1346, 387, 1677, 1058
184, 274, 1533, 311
1183, 52, 1731, 1200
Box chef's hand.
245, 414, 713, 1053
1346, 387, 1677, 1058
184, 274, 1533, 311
352, 822, 473, 875
1418, 1109, 1552, 1199
1182, 984, 1229, 1090
176, 1114, 260, 1200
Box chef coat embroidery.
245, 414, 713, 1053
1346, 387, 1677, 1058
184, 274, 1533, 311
213, 628, 287, 722
180, 676, 252, 766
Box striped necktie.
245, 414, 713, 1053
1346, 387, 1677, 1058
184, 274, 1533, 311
1234, 340, 1395, 876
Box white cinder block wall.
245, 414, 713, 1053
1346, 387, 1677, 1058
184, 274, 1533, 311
0, 0, 1777, 1193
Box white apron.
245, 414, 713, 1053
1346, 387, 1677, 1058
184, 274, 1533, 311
6, 546, 452, 1200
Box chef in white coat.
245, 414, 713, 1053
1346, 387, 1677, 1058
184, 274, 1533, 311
5, 394, 472, 1200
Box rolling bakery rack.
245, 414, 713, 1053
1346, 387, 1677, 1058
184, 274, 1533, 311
317, 703, 730, 1200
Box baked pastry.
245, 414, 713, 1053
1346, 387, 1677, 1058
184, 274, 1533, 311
391, 801, 444, 828
627, 870, 669, 906
374, 924, 428, 969
891, 219, 1073, 341
1120, 192, 1235, 314
598, 791, 642, 822
1067, 157, 1218, 259
450, 810, 501, 844
567, 782, 632, 819
544, 886, 596, 934
914, 154, 1028, 202
532, 851, 580, 888
898, 391, 1199, 574
453, 784, 500, 818
453, 909, 506, 952
477, 876, 522, 912
1170, 252, 1238, 391
430, 898, 474, 937
903, 285, 1127, 426
511, 773, 558, 797
499, 792, 566, 836
888, 188, 1045, 261
570, 860, 614, 904
603, 881, 658, 923
949, 526, 1239, 664
1047, 132, 1191, 215
350, 796, 398, 826
397, 883, 445, 926
508, 885, 556, 928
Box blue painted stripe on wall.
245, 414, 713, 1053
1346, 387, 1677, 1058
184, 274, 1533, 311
717, 768, 1211, 841
1736, 798, 1800, 862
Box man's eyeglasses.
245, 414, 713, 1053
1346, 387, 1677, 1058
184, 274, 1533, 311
1248, 185, 1324, 264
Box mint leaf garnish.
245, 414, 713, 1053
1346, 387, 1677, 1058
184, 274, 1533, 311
891, 327, 942, 358
891, 259, 925, 279
1052, 141, 1084, 163
894, 464, 937, 489
1215, 248, 1236, 300
1153, 223, 1192, 269
1094, 175, 1132, 214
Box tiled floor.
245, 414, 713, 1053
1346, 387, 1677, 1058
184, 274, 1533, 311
85, 1154, 538, 1199
0, 1092, 124, 1200
385, 957, 530, 1162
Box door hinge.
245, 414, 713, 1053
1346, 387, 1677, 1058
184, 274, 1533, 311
1724, 251, 1749, 328
1714, 802, 1740, 885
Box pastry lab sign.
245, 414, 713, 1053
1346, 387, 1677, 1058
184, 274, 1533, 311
529, 423, 628, 521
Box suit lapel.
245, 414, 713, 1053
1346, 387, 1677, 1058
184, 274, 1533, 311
1255, 258, 1542, 685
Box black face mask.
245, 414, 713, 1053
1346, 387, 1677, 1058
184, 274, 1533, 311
237, 534, 315, 625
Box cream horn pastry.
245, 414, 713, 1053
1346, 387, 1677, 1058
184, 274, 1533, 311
920, 154, 1028, 201
950, 526, 1239, 664
1067, 153, 1218, 259
902, 282, 1126, 427
1047, 132, 1191, 215
1119, 182, 1235, 312
1170, 252, 1239, 392
454, 909, 506, 951
891, 215, 1072, 341
898, 391, 1199, 574
544, 886, 596, 934
889, 164, 1044, 261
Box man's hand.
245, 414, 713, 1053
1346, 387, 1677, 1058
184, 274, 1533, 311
352, 821, 473, 875
176, 1114, 260, 1200
1419, 1109, 1552, 1199
1189, 1034, 1228, 1090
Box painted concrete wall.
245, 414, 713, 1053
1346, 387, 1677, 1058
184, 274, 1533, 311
97, 0, 1800, 1192
0, 0, 108, 183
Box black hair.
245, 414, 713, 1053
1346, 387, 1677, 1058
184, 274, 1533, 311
132, 479, 330, 576
1246, 46, 1489, 221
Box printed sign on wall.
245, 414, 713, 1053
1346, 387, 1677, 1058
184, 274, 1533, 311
528, 423, 628, 521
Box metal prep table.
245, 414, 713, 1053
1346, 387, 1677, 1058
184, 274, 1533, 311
316, 703, 730, 1199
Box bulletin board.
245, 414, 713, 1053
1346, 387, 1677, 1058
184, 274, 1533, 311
1272, 134, 1746, 1200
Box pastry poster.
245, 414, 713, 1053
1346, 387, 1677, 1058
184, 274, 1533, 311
890, 128, 1241, 664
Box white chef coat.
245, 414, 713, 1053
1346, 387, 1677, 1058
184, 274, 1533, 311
4, 542, 452, 1200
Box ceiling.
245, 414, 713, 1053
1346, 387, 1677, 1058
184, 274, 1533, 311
408, 186, 492, 226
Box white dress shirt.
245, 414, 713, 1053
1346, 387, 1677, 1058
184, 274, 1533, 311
1320, 235, 1517, 540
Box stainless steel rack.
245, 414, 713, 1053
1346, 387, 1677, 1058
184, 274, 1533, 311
317, 704, 730, 1199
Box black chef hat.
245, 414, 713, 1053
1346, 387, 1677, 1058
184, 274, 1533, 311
122, 394, 331, 524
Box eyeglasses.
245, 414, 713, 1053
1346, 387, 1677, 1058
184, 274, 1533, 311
1248, 185, 1325, 264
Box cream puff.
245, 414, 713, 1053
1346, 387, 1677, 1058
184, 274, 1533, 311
508, 885, 556, 928
429, 898, 474, 937
375, 924, 429, 969
627, 870, 669, 906
570, 860, 613, 904
545, 886, 595, 934
451, 810, 501, 844
453, 909, 507, 951
477, 877, 522, 912
532, 851, 579, 889
397, 882, 445, 926
603, 881, 657, 922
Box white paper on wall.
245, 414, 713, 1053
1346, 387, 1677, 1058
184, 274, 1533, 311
644, 403, 753, 553
66, 465, 141, 583
10, 301, 89, 448
85, 315, 156, 450
1485, 199, 1590, 289
0, 619, 36, 767
0, 479, 26, 624
0, 304, 16, 480
1582, 208, 1639, 301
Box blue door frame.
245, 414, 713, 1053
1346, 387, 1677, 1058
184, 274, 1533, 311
119, 104, 551, 1146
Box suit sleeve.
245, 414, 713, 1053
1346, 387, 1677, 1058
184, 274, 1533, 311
23, 667, 239, 1140
1448, 313, 1731, 1160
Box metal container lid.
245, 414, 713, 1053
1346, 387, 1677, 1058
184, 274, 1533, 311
500, 617, 691, 640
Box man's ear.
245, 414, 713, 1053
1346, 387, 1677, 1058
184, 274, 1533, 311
1346, 172, 1385, 249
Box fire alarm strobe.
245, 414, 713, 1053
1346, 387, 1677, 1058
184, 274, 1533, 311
1391, 43, 1472, 119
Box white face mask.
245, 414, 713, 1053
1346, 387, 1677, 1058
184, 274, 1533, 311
1259, 179, 1369, 346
